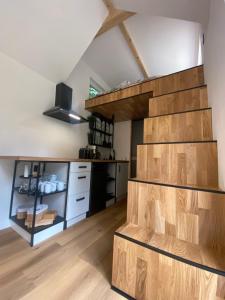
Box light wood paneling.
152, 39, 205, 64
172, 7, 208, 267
149, 86, 208, 117
136, 142, 218, 188
0, 201, 126, 300
115, 226, 225, 281
144, 109, 213, 143
96, 9, 135, 38
86, 81, 143, 109
112, 236, 225, 300
142, 65, 204, 96
86, 92, 151, 121
127, 181, 225, 249
85, 65, 204, 122
0, 156, 128, 163
111, 65, 225, 300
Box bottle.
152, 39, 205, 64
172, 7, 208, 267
24, 165, 29, 178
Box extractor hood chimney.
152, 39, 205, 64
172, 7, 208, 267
43, 83, 87, 124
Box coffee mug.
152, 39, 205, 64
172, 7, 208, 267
49, 174, 57, 182
57, 181, 65, 192
44, 182, 52, 194
39, 181, 45, 193
50, 182, 57, 193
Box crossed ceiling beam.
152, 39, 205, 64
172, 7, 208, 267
96, 0, 149, 78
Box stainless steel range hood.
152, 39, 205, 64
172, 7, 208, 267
43, 83, 87, 124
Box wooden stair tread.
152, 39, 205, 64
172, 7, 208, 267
150, 84, 207, 100
137, 142, 218, 188
144, 108, 213, 143
149, 84, 208, 118
146, 107, 211, 119
116, 224, 225, 276
139, 140, 217, 145
129, 178, 224, 194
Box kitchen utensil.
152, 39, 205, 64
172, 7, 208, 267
18, 183, 29, 194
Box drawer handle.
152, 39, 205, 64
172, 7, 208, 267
76, 197, 85, 202
79, 166, 87, 169
78, 176, 86, 179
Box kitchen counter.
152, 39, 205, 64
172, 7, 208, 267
0, 156, 129, 163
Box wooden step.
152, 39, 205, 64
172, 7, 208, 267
149, 85, 208, 117
115, 226, 225, 276
137, 141, 218, 188
112, 235, 225, 300
144, 108, 212, 143
142, 65, 205, 97
127, 180, 225, 248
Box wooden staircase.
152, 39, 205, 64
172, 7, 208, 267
111, 66, 225, 300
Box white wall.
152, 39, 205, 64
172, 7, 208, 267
205, 0, 225, 189
0, 0, 107, 82
82, 26, 143, 88
114, 121, 131, 161
66, 59, 110, 116
125, 15, 203, 77
0, 52, 109, 230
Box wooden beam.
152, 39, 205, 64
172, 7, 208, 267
96, 0, 136, 37
103, 0, 114, 11
96, 0, 149, 78
96, 9, 136, 37
119, 23, 149, 78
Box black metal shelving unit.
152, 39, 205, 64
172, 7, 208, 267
88, 113, 114, 149
9, 160, 70, 246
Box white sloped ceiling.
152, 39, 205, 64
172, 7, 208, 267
113, 0, 210, 29
0, 0, 107, 82
82, 26, 143, 88
82, 14, 203, 89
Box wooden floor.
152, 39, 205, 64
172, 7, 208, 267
0, 201, 126, 300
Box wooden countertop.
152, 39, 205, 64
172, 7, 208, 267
0, 156, 129, 163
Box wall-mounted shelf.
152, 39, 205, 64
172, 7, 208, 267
88, 113, 114, 149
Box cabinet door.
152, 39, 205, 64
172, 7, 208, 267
116, 163, 128, 200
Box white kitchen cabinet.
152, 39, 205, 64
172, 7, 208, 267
66, 162, 91, 227
116, 163, 129, 201
68, 172, 91, 195
70, 162, 91, 173
66, 192, 89, 221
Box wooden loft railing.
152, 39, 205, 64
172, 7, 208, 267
85, 65, 204, 122
111, 65, 225, 299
